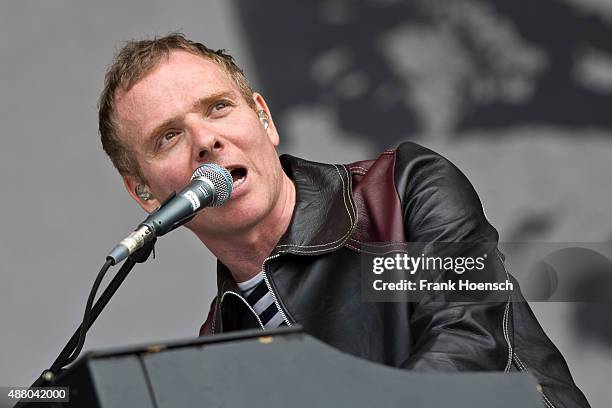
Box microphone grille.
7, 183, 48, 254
191, 164, 233, 206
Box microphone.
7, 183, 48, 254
107, 164, 233, 264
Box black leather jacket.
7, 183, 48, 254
200, 142, 590, 408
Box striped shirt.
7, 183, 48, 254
236, 272, 285, 329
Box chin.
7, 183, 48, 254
186, 203, 268, 236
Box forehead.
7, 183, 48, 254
114, 51, 239, 142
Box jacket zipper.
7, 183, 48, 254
262, 253, 293, 326
218, 291, 265, 331
214, 254, 291, 333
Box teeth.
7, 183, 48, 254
233, 175, 245, 188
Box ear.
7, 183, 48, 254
123, 175, 161, 213
252, 92, 279, 146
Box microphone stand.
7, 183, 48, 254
28, 238, 157, 389
17, 165, 229, 405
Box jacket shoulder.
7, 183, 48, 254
395, 142, 496, 242
347, 142, 497, 244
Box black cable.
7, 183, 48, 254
63, 257, 114, 366
38, 239, 154, 384
45, 256, 138, 378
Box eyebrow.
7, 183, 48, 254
144, 90, 238, 150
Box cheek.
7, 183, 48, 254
145, 162, 192, 196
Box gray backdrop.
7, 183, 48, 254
1, 1, 611, 407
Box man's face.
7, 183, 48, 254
114, 51, 284, 237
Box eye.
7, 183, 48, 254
213, 101, 228, 111
158, 130, 180, 148
209, 99, 235, 117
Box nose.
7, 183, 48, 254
196, 139, 222, 161
190, 119, 224, 162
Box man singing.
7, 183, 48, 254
98, 33, 589, 408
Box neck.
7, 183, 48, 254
194, 172, 296, 283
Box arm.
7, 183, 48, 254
394, 142, 510, 371
394, 142, 591, 407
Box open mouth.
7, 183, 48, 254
229, 167, 247, 188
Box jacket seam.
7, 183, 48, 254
502, 300, 512, 372
274, 164, 357, 252
349, 166, 369, 174
513, 354, 556, 408
344, 242, 361, 252
496, 250, 514, 373
345, 244, 412, 256
348, 238, 408, 247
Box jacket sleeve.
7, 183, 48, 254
393, 142, 590, 408
394, 142, 509, 372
